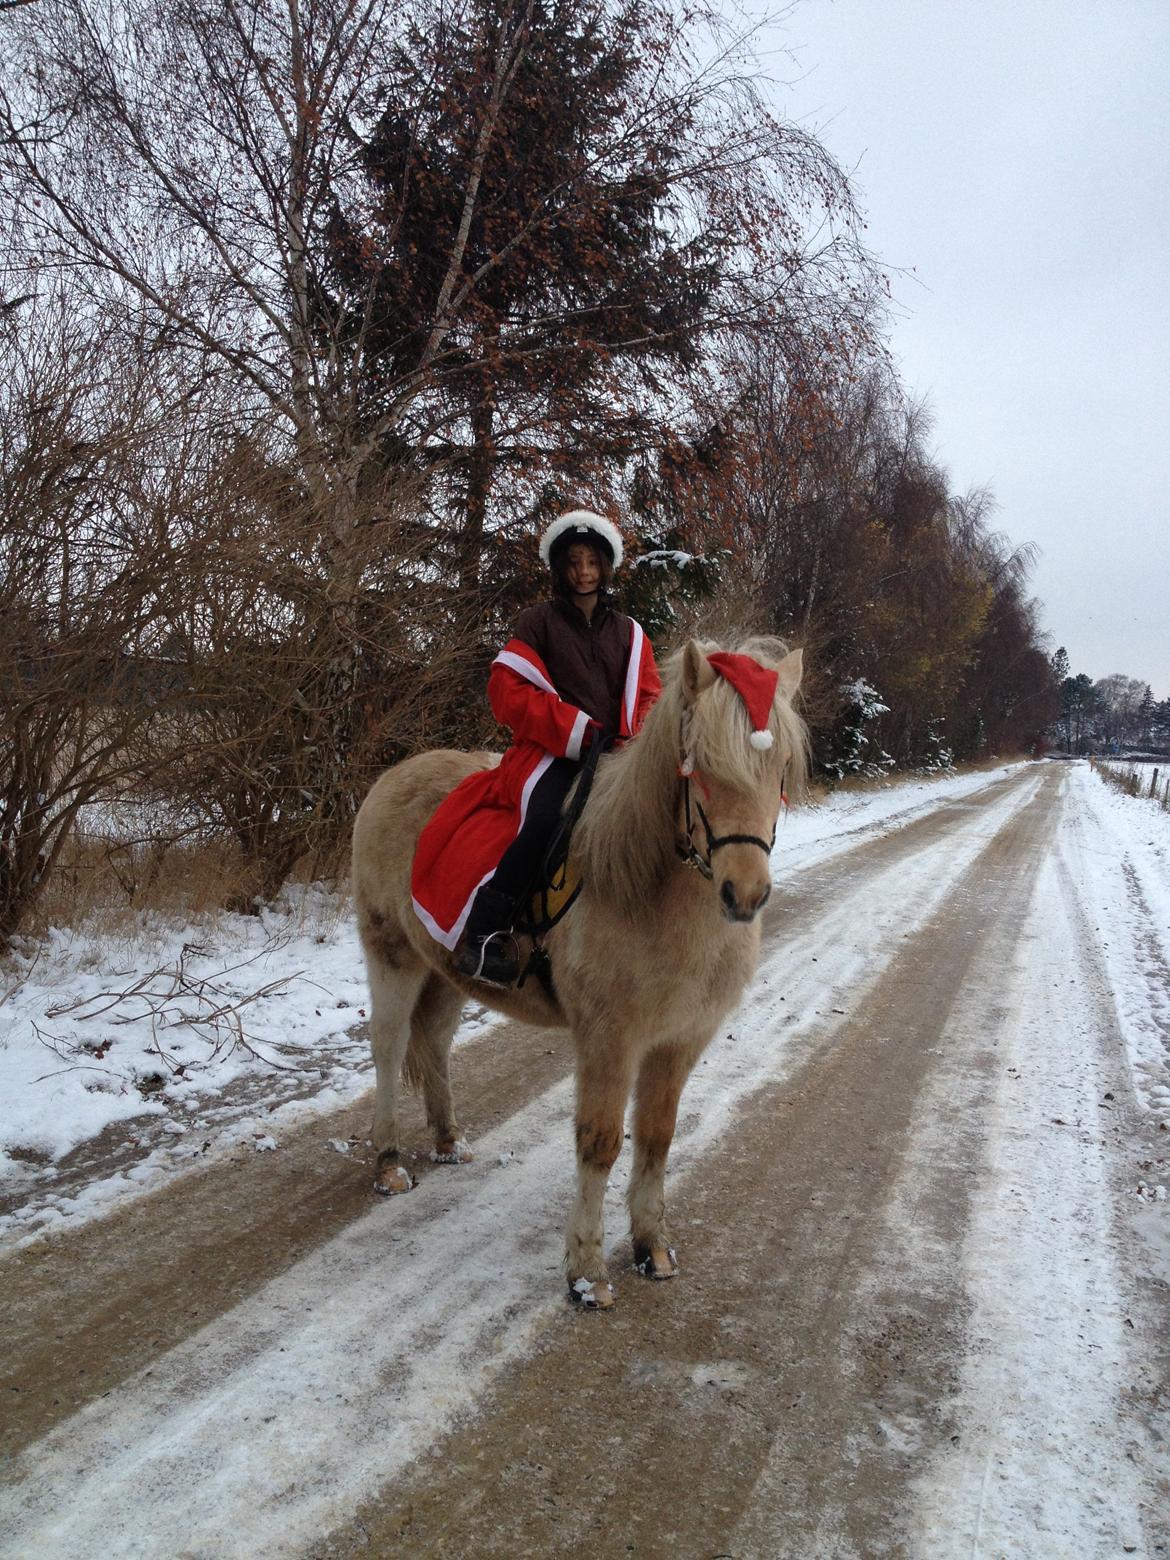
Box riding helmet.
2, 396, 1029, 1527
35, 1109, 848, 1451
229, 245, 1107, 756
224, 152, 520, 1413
539, 510, 624, 571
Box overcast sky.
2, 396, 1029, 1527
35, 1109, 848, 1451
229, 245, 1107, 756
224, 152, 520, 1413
757, 0, 1169, 698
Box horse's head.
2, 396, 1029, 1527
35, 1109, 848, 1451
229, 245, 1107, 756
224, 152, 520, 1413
677, 637, 807, 923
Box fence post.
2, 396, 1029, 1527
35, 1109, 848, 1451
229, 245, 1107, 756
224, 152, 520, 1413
1149, 767, 1159, 800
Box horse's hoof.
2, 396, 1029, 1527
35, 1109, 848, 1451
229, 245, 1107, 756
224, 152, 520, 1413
568, 1277, 616, 1310
633, 1244, 678, 1280
430, 1138, 473, 1164
373, 1163, 415, 1196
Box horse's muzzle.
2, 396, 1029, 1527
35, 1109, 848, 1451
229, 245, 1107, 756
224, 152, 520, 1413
720, 878, 771, 922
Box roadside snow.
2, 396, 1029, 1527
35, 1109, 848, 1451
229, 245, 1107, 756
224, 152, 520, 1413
906, 790, 1164, 1555
1064, 766, 1170, 1121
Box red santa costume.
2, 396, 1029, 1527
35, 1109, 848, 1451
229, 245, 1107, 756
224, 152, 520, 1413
411, 513, 661, 951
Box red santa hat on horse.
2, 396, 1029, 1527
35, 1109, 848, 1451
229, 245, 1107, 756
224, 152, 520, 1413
707, 652, 779, 751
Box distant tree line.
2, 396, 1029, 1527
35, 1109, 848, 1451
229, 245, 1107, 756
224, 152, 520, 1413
1, 0, 1059, 944
1050, 650, 1169, 755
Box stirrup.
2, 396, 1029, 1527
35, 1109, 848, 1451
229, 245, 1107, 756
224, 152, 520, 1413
459, 929, 520, 986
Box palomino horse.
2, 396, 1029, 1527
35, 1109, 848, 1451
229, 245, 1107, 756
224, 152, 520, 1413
351, 636, 806, 1307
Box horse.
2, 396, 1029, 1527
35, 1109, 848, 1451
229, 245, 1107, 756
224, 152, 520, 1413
351, 635, 807, 1308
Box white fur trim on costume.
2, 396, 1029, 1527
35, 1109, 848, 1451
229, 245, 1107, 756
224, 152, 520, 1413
517, 751, 555, 831
750, 729, 774, 750
494, 648, 558, 696
623, 619, 644, 733
566, 708, 590, 761
412, 889, 483, 951
539, 510, 624, 569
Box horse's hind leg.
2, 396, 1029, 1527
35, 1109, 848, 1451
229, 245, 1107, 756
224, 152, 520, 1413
407, 974, 472, 1164
628, 1042, 697, 1280
365, 947, 428, 1195
566, 1036, 634, 1309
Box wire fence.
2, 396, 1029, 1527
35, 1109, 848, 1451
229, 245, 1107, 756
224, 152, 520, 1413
1091, 758, 1170, 810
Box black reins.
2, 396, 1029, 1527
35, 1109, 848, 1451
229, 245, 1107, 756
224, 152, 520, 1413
675, 771, 777, 881
513, 733, 606, 978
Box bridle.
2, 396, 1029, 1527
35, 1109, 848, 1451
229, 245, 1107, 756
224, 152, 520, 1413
675, 767, 780, 881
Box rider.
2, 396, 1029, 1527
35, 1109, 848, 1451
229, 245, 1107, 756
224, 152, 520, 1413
450, 509, 662, 983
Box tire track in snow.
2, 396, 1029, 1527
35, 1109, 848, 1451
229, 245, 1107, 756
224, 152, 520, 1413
905, 788, 1164, 1557
0, 769, 1043, 1559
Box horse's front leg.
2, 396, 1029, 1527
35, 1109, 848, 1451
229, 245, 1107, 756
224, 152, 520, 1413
566, 1037, 633, 1310
628, 1041, 699, 1280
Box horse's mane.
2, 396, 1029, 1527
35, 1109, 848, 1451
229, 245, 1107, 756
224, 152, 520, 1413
573, 636, 809, 912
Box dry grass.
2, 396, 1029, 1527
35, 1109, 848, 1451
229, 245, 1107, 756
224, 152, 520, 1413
1093, 758, 1170, 810
26, 831, 353, 947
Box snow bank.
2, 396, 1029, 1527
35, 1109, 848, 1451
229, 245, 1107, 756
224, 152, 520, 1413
1063, 765, 1170, 1120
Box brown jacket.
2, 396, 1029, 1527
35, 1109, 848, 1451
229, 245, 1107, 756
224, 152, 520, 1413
511, 596, 635, 737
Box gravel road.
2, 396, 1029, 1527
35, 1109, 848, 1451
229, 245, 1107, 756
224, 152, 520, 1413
2, 764, 1166, 1558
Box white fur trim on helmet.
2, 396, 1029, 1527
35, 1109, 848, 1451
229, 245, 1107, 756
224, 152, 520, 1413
539, 510, 623, 570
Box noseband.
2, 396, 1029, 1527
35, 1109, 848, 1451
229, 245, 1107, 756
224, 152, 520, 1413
675, 770, 777, 881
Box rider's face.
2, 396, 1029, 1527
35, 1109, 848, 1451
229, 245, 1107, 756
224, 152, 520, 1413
565, 543, 602, 597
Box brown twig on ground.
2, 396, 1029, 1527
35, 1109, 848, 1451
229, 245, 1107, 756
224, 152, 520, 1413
40, 943, 312, 1072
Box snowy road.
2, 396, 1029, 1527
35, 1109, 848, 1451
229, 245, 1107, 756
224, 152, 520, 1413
1, 762, 1167, 1556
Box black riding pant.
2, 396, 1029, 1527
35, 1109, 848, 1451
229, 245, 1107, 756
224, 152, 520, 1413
467, 757, 580, 931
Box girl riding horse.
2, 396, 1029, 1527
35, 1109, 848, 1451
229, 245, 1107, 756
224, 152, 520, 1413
414, 509, 661, 985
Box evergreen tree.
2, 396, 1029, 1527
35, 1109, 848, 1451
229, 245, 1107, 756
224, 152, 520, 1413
322, 0, 872, 598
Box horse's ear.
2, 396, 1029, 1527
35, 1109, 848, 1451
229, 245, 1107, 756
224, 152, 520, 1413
775, 647, 803, 699
682, 640, 717, 702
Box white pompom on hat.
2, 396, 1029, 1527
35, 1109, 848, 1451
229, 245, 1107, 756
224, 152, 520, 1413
539, 509, 624, 570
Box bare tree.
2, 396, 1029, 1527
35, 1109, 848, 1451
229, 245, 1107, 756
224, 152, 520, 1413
133, 432, 485, 907
0, 301, 196, 944
1, 0, 885, 912
1093, 674, 1149, 752
1, 0, 877, 562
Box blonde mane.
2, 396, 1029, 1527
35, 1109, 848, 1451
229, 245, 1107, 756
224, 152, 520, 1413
574, 636, 809, 911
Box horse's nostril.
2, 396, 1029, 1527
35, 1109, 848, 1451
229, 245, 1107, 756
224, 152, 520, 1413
720, 879, 737, 912
758, 883, 771, 909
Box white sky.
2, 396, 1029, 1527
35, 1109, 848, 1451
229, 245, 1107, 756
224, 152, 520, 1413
759, 0, 1170, 698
